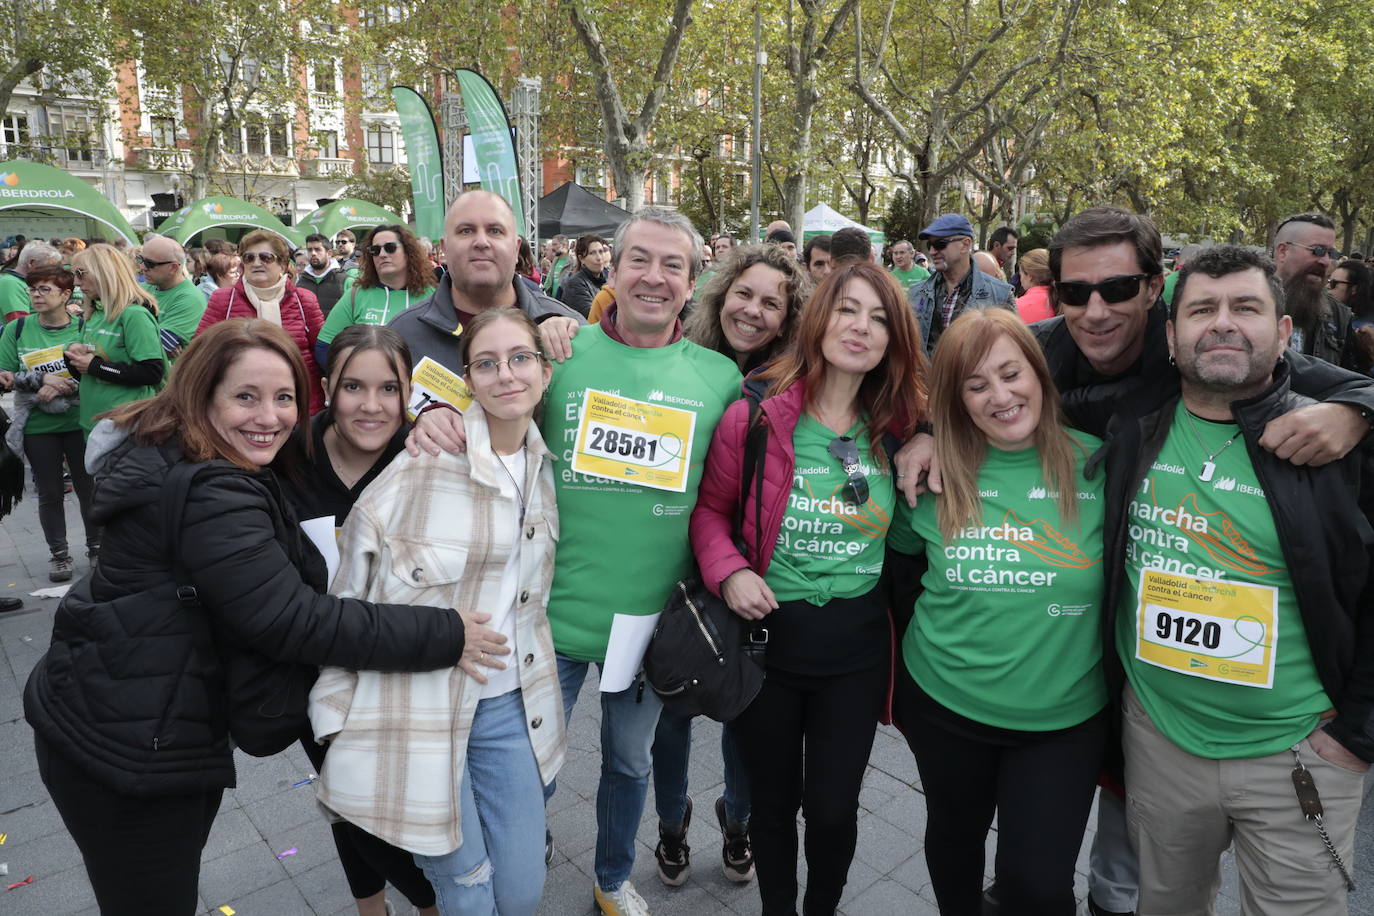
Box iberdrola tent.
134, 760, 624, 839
297, 199, 405, 242
159, 196, 304, 248
801, 203, 885, 247
0, 160, 139, 244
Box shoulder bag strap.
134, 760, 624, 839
733, 398, 768, 566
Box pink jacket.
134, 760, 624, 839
691, 379, 806, 595
1015, 284, 1055, 324
198, 279, 327, 415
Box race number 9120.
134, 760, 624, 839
1155, 612, 1222, 650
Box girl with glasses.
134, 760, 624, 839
310, 307, 565, 916
888, 307, 1108, 915
691, 260, 925, 916
0, 266, 98, 580
64, 244, 165, 438
316, 224, 436, 368
195, 230, 327, 414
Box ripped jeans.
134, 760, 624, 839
412, 689, 548, 916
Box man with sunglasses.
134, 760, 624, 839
137, 235, 205, 359
1273, 212, 1357, 370
333, 229, 359, 271
908, 213, 1014, 355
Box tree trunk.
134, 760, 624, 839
0, 58, 43, 137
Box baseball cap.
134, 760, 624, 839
918, 214, 974, 240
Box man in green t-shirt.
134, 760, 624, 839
542, 235, 570, 298
139, 235, 206, 359
1104, 245, 1372, 914
542, 209, 742, 916
887, 239, 929, 290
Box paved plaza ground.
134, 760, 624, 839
1, 473, 1372, 914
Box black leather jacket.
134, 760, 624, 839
25, 435, 463, 796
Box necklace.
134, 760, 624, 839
1181, 409, 1238, 483
495, 446, 527, 524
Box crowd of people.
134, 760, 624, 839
4, 193, 1373, 916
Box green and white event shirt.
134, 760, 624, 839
0, 316, 83, 434
78, 302, 164, 433
890, 435, 1107, 731
318, 279, 434, 346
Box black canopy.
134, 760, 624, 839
537, 181, 631, 240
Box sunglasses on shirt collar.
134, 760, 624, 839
827, 436, 870, 506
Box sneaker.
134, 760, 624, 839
49, 553, 74, 583
545, 828, 554, 867
715, 796, 754, 883
594, 880, 651, 916
1086, 898, 1135, 916
654, 797, 691, 886
0, 597, 22, 613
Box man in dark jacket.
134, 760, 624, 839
1091, 245, 1372, 914
296, 233, 348, 315
1273, 211, 1358, 370
387, 190, 581, 415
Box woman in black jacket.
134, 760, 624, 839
23, 318, 509, 916
556, 233, 610, 317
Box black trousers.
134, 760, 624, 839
733, 662, 887, 916
299, 736, 437, 906
893, 667, 1107, 916
23, 428, 96, 557
35, 735, 222, 916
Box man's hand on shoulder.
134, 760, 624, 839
1259, 402, 1369, 466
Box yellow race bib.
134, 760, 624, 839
1135, 569, 1277, 688
571, 388, 697, 493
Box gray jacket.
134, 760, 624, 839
387, 273, 582, 374
908, 267, 1015, 354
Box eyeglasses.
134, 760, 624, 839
72, 268, 88, 279
29, 285, 62, 295
465, 350, 544, 379
1054, 274, 1150, 307
241, 251, 279, 264
368, 242, 401, 256
1287, 242, 1341, 260
1327, 278, 1354, 289
927, 237, 967, 252
827, 436, 870, 506
136, 255, 177, 269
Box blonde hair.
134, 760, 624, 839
1018, 248, 1051, 286
72, 243, 158, 322
929, 308, 1083, 540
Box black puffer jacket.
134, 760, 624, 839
558, 267, 608, 318
25, 433, 464, 797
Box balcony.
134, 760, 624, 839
217, 151, 299, 177
134, 147, 193, 172
0, 143, 108, 170
301, 157, 354, 180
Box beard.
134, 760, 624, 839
1284, 272, 1327, 328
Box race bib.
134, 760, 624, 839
571, 388, 696, 493
406, 355, 473, 420
1135, 569, 1277, 688
20, 345, 70, 379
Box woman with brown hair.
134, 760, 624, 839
682, 243, 811, 373
556, 233, 611, 318
888, 307, 1107, 916
690, 260, 925, 916
24, 318, 505, 915
196, 229, 327, 414
316, 223, 436, 366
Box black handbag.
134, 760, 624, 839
645, 401, 769, 722
164, 462, 316, 757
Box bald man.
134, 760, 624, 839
139, 235, 205, 357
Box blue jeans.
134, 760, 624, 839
652, 709, 751, 830
553, 654, 663, 890
413, 690, 547, 916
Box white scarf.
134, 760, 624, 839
242, 274, 287, 326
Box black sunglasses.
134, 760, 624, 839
827, 436, 869, 506
136, 255, 176, 268
1287, 241, 1340, 260
368, 241, 401, 256
1054, 274, 1149, 307
928, 237, 967, 251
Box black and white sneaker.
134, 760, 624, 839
654, 797, 692, 886
716, 796, 754, 883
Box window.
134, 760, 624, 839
221, 121, 242, 153
245, 120, 266, 156
366, 125, 394, 164
361, 63, 391, 99
315, 129, 338, 159
1, 113, 30, 148
267, 117, 289, 156
312, 63, 335, 94
54, 109, 96, 162
151, 116, 176, 148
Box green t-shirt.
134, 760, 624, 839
543, 256, 570, 296
1116, 401, 1330, 758
318, 279, 434, 345
1162, 270, 1181, 306
890, 436, 1108, 730
144, 278, 206, 348
0, 315, 83, 434
78, 302, 164, 433
542, 324, 742, 662
0, 270, 30, 323
890, 265, 930, 290
765, 415, 895, 605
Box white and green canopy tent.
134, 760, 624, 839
0, 160, 139, 244
801, 203, 885, 248
159, 196, 304, 248
297, 199, 405, 242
